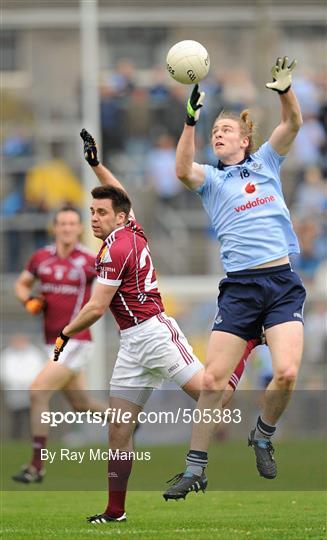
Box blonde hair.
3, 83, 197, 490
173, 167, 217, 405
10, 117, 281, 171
214, 109, 257, 156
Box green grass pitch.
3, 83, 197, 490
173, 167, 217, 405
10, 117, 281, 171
2, 490, 326, 539
2, 440, 326, 539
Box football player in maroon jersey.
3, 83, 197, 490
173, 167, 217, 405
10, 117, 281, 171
52, 130, 261, 524
12, 206, 107, 484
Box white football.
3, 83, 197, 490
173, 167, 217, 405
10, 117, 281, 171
166, 40, 210, 85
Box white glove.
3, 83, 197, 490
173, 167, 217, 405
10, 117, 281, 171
266, 56, 297, 94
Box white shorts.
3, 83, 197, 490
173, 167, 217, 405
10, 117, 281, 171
110, 313, 203, 393
45, 340, 94, 373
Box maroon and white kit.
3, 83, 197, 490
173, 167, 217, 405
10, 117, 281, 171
95, 220, 203, 395
26, 244, 96, 371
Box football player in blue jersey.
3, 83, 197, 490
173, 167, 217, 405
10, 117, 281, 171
163, 57, 306, 500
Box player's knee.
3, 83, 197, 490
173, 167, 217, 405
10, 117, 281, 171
275, 365, 298, 387
202, 371, 215, 390
203, 370, 226, 391
109, 421, 131, 448
70, 397, 89, 412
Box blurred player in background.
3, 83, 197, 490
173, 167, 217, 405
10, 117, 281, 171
52, 130, 261, 524
12, 206, 107, 483
163, 56, 306, 500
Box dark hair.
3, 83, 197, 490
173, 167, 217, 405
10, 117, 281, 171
53, 206, 81, 224
91, 185, 131, 218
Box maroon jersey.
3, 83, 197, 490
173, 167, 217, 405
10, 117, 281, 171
96, 220, 164, 330
26, 244, 96, 343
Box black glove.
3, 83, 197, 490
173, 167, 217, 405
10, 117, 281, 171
53, 331, 70, 361
80, 128, 99, 166
186, 84, 205, 126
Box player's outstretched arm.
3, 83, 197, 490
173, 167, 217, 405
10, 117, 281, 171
266, 57, 303, 156
80, 129, 128, 194
80, 129, 135, 218
176, 85, 206, 191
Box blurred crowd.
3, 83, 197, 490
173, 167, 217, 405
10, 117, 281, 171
1, 60, 326, 417
2, 59, 327, 288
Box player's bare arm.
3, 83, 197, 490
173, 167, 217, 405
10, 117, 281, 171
62, 281, 118, 338
176, 85, 206, 190
80, 128, 135, 218
14, 270, 45, 314
15, 270, 35, 303
266, 57, 303, 156
176, 125, 205, 190
54, 281, 117, 360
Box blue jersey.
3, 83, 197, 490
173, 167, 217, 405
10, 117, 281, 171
196, 142, 300, 272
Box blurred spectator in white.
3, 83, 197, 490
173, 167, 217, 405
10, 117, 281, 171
145, 133, 182, 204
292, 165, 327, 217
0, 334, 45, 439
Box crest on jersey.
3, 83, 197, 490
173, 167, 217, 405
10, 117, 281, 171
242, 182, 258, 196
68, 269, 79, 280
54, 265, 66, 280
251, 161, 263, 171
99, 245, 112, 263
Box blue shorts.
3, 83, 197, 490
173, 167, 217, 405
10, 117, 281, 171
213, 264, 306, 341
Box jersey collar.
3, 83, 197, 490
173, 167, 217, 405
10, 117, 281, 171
217, 155, 252, 170
104, 224, 126, 244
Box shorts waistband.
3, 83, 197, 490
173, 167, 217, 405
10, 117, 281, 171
120, 313, 165, 337
227, 263, 291, 278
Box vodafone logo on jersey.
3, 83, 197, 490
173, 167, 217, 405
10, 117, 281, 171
245, 182, 256, 194
235, 195, 276, 213
236, 179, 276, 213
242, 181, 257, 196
